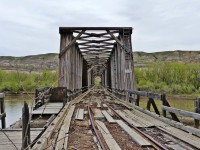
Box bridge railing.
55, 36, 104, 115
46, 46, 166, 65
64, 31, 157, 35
127, 90, 200, 128
107, 87, 126, 99
34, 86, 90, 108
106, 86, 200, 128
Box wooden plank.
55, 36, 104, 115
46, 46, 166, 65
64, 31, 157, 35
32, 103, 71, 150
55, 105, 75, 150
158, 126, 200, 149
97, 102, 101, 108
75, 108, 84, 120
115, 120, 151, 147
93, 108, 104, 119
96, 120, 121, 150
133, 104, 200, 137
102, 110, 115, 123
31, 110, 60, 115
0, 130, 42, 150
162, 106, 200, 120
102, 104, 108, 108
115, 110, 144, 127
124, 109, 165, 127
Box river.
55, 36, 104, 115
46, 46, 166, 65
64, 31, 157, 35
4, 95, 33, 128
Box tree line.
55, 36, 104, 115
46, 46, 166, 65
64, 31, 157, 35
0, 70, 58, 94
134, 62, 200, 94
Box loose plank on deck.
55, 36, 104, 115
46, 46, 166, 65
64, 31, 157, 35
75, 108, 84, 120
115, 120, 151, 147
55, 105, 75, 150
96, 120, 121, 150
102, 110, 115, 123
32, 102, 63, 115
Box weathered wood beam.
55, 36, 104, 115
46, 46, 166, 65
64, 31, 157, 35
107, 30, 129, 53
79, 35, 111, 39
82, 51, 111, 54
0, 93, 5, 129
162, 106, 200, 120
59, 30, 85, 58
78, 41, 114, 46
79, 43, 114, 47
80, 48, 112, 51
77, 38, 114, 42
22, 101, 30, 150
59, 27, 132, 33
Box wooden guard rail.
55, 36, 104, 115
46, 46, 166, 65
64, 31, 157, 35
34, 86, 90, 108
127, 90, 200, 128
107, 87, 200, 128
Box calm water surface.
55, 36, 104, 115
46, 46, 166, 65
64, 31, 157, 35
4, 95, 33, 128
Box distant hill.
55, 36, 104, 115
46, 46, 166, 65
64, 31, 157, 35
0, 53, 58, 72
134, 50, 200, 64
0, 50, 200, 72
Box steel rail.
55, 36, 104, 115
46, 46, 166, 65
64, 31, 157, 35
87, 105, 106, 150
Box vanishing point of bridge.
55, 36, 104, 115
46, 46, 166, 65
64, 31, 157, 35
0, 27, 200, 150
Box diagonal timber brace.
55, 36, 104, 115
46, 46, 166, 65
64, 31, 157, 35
59, 30, 86, 58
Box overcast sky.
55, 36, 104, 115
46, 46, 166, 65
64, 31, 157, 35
0, 0, 200, 56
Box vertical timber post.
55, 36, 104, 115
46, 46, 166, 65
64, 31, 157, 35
22, 101, 30, 150
135, 88, 140, 106
162, 94, 167, 117
194, 98, 200, 128
0, 93, 6, 129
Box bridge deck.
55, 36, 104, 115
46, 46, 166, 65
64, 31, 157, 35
31, 89, 200, 150
1, 89, 200, 149
31, 102, 63, 115
0, 129, 43, 150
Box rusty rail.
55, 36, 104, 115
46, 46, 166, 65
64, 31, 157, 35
87, 105, 106, 150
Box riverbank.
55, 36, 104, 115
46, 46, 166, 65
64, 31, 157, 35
0, 69, 58, 94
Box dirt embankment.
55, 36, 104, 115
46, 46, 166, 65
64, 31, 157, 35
1, 50, 200, 72
0, 53, 59, 72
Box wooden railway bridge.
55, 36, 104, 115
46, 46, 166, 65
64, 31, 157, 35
58, 27, 135, 94
1, 27, 200, 150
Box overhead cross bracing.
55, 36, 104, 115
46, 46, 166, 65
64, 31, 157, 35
59, 27, 135, 95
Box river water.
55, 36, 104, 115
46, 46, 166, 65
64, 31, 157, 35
4, 95, 33, 128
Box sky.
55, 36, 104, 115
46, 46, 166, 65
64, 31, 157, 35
0, 0, 200, 56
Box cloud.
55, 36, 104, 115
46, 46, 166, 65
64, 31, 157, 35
0, 0, 200, 56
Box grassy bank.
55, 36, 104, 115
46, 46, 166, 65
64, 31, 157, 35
135, 62, 200, 96
0, 70, 58, 94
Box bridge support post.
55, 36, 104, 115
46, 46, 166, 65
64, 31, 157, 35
22, 101, 30, 150
0, 93, 6, 129
194, 98, 200, 128
162, 94, 167, 117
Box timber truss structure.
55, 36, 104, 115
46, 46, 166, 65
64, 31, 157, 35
59, 27, 135, 95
